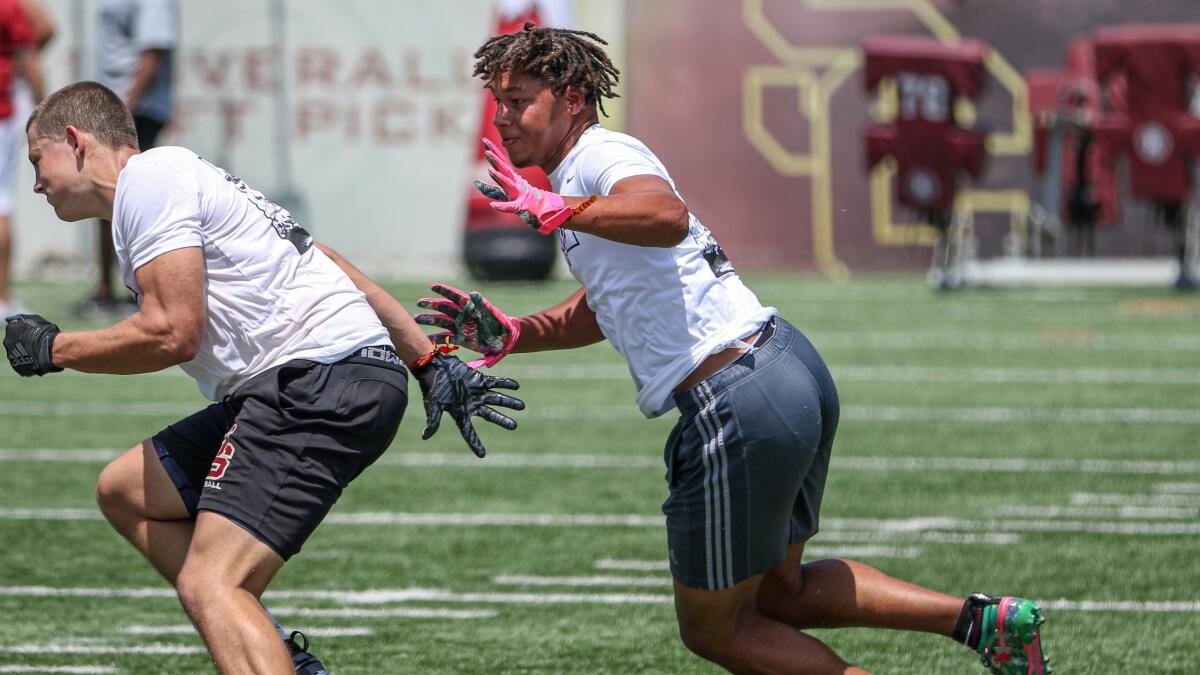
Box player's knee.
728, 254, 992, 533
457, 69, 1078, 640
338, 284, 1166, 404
175, 562, 225, 615
95, 457, 137, 521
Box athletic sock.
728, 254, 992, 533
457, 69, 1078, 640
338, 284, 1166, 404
952, 596, 985, 649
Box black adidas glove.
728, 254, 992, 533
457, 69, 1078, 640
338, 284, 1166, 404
4, 314, 63, 377
412, 351, 524, 458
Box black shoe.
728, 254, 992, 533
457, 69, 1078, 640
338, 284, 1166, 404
285, 630, 330, 675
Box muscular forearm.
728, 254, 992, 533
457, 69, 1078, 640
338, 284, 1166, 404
52, 312, 198, 374
514, 287, 605, 352
560, 188, 689, 248
316, 244, 433, 365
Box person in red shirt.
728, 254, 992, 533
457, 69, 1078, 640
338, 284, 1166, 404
0, 0, 43, 318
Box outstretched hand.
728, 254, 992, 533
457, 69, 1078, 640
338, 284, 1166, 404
474, 138, 573, 235
411, 351, 524, 458
414, 283, 520, 368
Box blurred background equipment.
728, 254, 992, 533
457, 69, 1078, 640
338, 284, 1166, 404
863, 35, 989, 289
461, 0, 567, 281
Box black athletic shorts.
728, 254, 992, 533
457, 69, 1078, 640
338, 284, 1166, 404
151, 346, 408, 560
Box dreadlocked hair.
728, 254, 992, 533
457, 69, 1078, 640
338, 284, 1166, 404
473, 21, 620, 117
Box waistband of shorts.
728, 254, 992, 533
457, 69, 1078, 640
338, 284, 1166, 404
342, 344, 406, 372
672, 317, 789, 415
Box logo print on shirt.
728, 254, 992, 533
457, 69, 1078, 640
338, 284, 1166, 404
199, 156, 313, 254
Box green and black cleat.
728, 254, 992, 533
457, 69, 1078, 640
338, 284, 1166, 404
973, 595, 1049, 675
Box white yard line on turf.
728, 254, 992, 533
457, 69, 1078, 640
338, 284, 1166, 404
812, 332, 1200, 351
996, 505, 1199, 520
1040, 600, 1200, 612
1070, 493, 1200, 507
0, 645, 204, 655
831, 366, 1200, 384
593, 547, 925, 573
494, 575, 669, 588
840, 405, 1200, 424
1154, 483, 1200, 493
0, 585, 1196, 612
269, 607, 497, 620
123, 626, 372, 637
1, 508, 1193, 535
3, 450, 1198, 476
0, 662, 117, 667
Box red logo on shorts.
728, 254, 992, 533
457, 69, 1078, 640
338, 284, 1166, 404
208, 424, 238, 481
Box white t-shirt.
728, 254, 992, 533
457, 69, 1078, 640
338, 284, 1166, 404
112, 147, 391, 401
549, 125, 776, 418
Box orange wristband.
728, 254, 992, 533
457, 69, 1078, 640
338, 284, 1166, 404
572, 194, 598, 216
410, 348, 436, 369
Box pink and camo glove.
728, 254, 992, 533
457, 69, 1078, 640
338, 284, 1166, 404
474, 138, 574, 235
414, 283, 521, 368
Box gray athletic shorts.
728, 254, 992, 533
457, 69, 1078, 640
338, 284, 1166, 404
663, 317, 839, 590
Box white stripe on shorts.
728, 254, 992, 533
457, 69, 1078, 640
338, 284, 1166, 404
696, 382, 735, 590
692, 385, 718, 589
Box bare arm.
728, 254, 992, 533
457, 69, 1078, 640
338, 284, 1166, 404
51, 247, 205, 373
18, 0, 54, 50
317, 243, 434, 365
13, 46, 43, 103
513, 286, 606, 353
125, 49, 165, 112
559, 175, 690, 247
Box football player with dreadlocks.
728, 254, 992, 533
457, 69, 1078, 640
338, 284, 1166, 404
413, 22, 1050, 675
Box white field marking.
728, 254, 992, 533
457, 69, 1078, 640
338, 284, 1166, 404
841, 405, 1200, 424
122, 625, 373, 637
4, 449, 1199, 477
814, 531, 1020, 545
831, 366, 1200, 385
835, 456, 1200, 475
811, 332, 1200, 352
0, 401, 198, 417
594, 559, 670, 571
323, 512, 664, 527
0, 662, 117, 667
1070, 493, 1200, 507
0, 449, 120, 462
0, 585, 671, 606
804, 545, 922, 558
592, 547, 925, 574
824, 516, 1200, 536
494, 575, 669, 588
374, 452, 660, 469
0, 508, 101, 521
1154, 482, 1200, 494
7, 400, 1200, 424
1041, 599, 1200, 612
0, 644, 204, 655
0, 508, 1187, 536
996, 505, 1199, 520
269, 607, 497, 620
